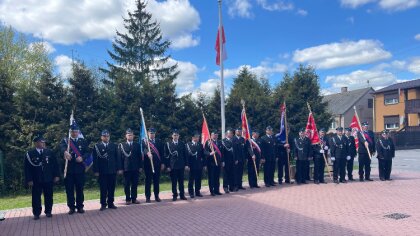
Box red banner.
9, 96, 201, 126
305, 112, 320, 144
201, 116, 210, 148
241, 108, 251, 140
349, 114, 361, 149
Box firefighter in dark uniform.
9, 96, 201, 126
205, 130, 224, 196
330, 127, 349, 184
357, 122, 376, 182
222, 129, 236, 193
293, 128, 311, 184
345, 127, 357, 181
25, 135, 60, 220
377, 130, 395, 181
119, 128, 142, 205
233, 128, 246, 190
277, 129, 291, 184
143, 128, 164, 203
248, 131, 261, 188
93, 130, 123, 211
187, 132, 205, 198
60, 123, 89, 214
313, 128, 329, 184
164, 129, 189, 201
261, 126, 277, 187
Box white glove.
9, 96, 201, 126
324, 146, 329, 150
331, 157, 335, 161
346, 156, 351, 160
319, 150, 324, 154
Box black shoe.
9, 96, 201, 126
33, 215, 40, 220
334, 180, 339, 184
320, 181, 327, 184
349, 177, 355, 181
366, 178, 374, 181
211, 192, 216, 196
340, 180, 347, 183
155, 197, 162, 202
387, 178, 393, 181
359, 178, 364, 182
223, 187, 230, 194
314, 180, 320, 184
380, 178, 385, 181
215, 192, 222, 195
271, 183, 277, 186
302, 181, 308, 184
108, 204, 117, 209
196, 193, 203, 197
100, 206, 106, 211
68, 209, 75, 215
77, 208, 85, 214
180, 196, 187, 200
239, 187, 246, 190
125, 200, 131, 205
132, 200, 140, 204
146, 198, 151, 203
172, 196, 177, 201
285, 180, 291, 184
190, 194, 195, 198
232, 188, 238, 192
265, 184, 271, 188
46, 213, 52, 218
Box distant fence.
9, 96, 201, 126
386, 126, 420, 150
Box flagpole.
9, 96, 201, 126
307, 103, 333, 181
202, 113, 219, 166
64, 110, 73, 178
241, 100, 258, 181
283, 102, 294, 184
140, 108, 155, 173
353, 106, 372, 160
218, 0, 226, 139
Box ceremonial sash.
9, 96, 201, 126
211, 142, 222, 158
363, 132, 373, 144
69, 139, 82, 157
250, 139, 261, 153
149, 142, 161, 160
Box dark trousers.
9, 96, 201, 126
188, 168, 203, 195
64, 173, 85, 210
248, 159, 260, 187
145, 164, 160, 199
208, 164, 221, 194
263, 160, 275, 185
379, 159, 393, 180
333, 158, 346, 181
278, 155, 290, 183
124, 171, 139, 201
170, 168, 185, 197
32, 182, 53, 216
314, 157, 325, 182
234, 160, 245, 188
296, 160, 306, 183
223, 161, 234, 190
305, 160, 311, 180
346, 157, 355, 179
98, 174, 116, 207
358, 154, 371, 179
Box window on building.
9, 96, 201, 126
384, 92, 399, 105
330, 120, 337, 129
368, 99, 373, 108
384, 115, 400, 130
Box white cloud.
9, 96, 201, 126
54, 55, 73, 78
228, 0, 254, 18
325, 69, 396, 89
415, 34, 420, 41
0, 0, 200, 49
293, 39, 392, 69
340, 0, 419, 11
163, 58, 202, 94
28, 41, 56, 54
256, 0, 294, 11
297, 9, 308, 16
341, 0, 376, 8
171, 35, 200, 49
408, 58, 420, 74
214, 63, 287, 79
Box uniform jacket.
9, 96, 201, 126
24, 148, 60, 184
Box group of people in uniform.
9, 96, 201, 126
24, 121, 395, 220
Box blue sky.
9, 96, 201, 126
1, 0, 420, 96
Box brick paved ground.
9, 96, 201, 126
2, 168, 420, 236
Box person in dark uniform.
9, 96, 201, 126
233, 128, 246, 190
345, 128, 357, 181
313, 128, 329, 184
248, 131, 261, 188
119, 128, 142, 205
277, 129, 291, 185
25, 135, 60, 220
143, 128, 164, 203
205, 131, 224, 196
187, 132, 205, 198
377, 130, 395, 181
93, 130, 123, 211
330, 127, 349, 184
60, 123, 89, 214
222, 129, 236, 193
293, 128, 311, 184
261, 126, 277, 187
164, 129, 189, 201
357, 122, 376, 182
